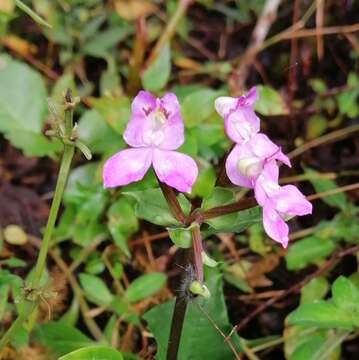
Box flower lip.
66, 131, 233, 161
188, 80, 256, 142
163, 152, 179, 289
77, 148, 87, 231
237, 157, 263, 178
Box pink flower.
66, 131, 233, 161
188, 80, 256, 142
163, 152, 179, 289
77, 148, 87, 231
103, 91, 198, 193
254, 161, 312, 247
215, 87, 260, 143
225, 133, 291, 188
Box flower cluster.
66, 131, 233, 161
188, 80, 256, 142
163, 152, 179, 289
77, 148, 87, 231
215, 87, 312, 247
103, 91, 198, 193
103, 88, 312, 248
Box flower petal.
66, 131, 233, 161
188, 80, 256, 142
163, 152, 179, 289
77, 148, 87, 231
131, 90, 156, 116
214, 96, 238, 118
262, 204, 289, 248
152, 149, 198, 193
242, 86, 257, 106
224, 107, 260, 143
124, 91, 156, 147
103, 148, 152, 188
249, 133, 290, 166
271, 185, 312, 216
225, 144, 254, 188
254, 161, 280, 206
158, 92, 184, 150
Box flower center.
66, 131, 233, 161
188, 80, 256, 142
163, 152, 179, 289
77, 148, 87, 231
143, 106, 167, 146
237, 157, 263, 178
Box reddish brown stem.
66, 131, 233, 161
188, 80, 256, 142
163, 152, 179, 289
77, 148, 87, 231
199, 197, 257, 221
191, 224, 203, 282
157, 180, 187, 224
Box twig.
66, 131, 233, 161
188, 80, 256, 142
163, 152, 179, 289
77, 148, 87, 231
307, 182, 359, 201
288, 124, 359, 159
316, 0, 325, 60
146, 0, 193, 67
234, 0, 282, 92
226, 245, 359, 337
27, 236, 104, 340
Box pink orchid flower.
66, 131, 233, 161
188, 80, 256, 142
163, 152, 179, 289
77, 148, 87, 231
254, 161, 312, 248
103, 91, 198, 193
215, 87, 260, 143
225, 132, 291, 188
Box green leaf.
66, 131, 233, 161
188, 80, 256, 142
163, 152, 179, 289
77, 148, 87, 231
167, 226, 192, 248
287, 301, 354, 330
300, 277, 329, 304
337, 89, 359, 118
306, 114, 327, 140
181, 88, 221, 127
191, 163, 216, 198
284, 325, 342, 360
305, 168, 348, 210
78, 273, 114, 306
201, 187, 261, 234
59, 346, 123, 360
309, 78, 327, 94
60, 299, 80, 327
285, 237, 336, 271
83, 26, 132, 58
107, 197, 139, 257
125, 273, 166, 303
332, 276, 359, 323
255, 85, 288, 116
90, 96, 131, 134
34, 321, 93, 356
77, 109, 120, 155
0, 55, 60, 156
124, 188, 189, 226
143, 274, 241, 359
143, 42, 171, 92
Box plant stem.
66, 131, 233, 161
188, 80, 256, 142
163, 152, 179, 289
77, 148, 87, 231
191, 224, 203, 282
0, 91, 76, 350
166, 291, 188, 360
32, 93, 75, 289
31, 145, 74, 287
158, 180, 187, 224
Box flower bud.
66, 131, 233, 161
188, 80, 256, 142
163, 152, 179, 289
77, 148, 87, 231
189, 281, 211, 299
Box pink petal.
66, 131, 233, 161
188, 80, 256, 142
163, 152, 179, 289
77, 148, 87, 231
271, 185, 312, 216
243, 86, 257, 106
224, 107, 260, 143
131, 90, 156, 116
214, 96, 238, 118
250, 133, 291, 167
263, 204, 289, 248
225, 144, 255, 188
124, 91, 184, 150
158, 92, 184, 150
152, 149, 198, 193
124, 91, 156, 147
103, 148, 152, 188
254, 161, 280, 206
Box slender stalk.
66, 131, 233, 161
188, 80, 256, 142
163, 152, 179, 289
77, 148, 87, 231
31, 94, 75, 289
166, 291, 188, 360
198, 198, 257, 221
146, 0, 192, 67
0, 91, 76, 350
191, 224, 203, 282
158, 180, 187, 224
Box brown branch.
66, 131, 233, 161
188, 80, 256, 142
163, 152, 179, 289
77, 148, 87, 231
226, 245, 359, 338
158, 180, 187, 224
